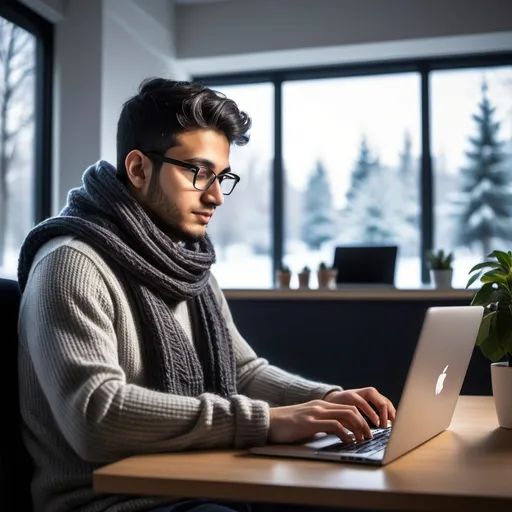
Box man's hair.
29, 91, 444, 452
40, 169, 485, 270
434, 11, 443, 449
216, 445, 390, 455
116, 77, 252, 176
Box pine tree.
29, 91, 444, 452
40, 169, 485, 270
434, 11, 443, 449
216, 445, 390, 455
301, 160, 336, 250
341, 166, 405, 245
452, 81, 512, 258
398, 130, 420, 247
345, 135, 379, 205
399, 130, 413, 179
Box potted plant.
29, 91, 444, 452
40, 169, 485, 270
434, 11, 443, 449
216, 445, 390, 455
298, 266, 311, 289
466, 250, 512, 429
317, 262, 337, 289
426, 249, 454, 289
276, 265, 292, 289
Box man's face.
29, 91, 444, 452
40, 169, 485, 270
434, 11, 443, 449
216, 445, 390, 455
128, 129, 230, 241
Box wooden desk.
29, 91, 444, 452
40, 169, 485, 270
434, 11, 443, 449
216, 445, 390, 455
94, 396, 512, 511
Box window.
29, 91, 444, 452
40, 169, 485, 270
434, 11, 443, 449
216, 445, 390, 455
0, 3, 52, 279
282, 74, 421, 288
197, 54, 512, 289
431, 66, 512, 288
206, 83, 274, 288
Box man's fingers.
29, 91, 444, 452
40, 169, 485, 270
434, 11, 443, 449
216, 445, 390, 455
314, 404, 372, 442
388, 401, 397, 423
313, 420, 354, 444
348, 394, 381, 427
357, 388, 396, 427
377, 402, 389, 428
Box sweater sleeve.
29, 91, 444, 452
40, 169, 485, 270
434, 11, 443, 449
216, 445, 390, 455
209, 275, 343, 406
19, 246, 269, 464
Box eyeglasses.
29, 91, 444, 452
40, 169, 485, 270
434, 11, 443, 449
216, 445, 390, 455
142, 151, 240, 195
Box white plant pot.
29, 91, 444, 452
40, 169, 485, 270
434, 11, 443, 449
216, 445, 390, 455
491, 361, 512, 429
431, 269, 453, 289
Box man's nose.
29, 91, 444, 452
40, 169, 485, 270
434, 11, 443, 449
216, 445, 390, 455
202, 179, 224, 207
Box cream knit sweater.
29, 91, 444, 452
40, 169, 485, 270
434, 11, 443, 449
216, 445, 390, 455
18, 236, 340, 512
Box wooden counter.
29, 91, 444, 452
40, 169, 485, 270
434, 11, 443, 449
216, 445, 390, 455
223, 288, 475, 301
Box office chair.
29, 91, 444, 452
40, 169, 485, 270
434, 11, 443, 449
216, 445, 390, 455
0, 278, 33, 511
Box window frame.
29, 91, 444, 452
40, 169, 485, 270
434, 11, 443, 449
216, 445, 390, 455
0, 0, 53, 224
196, 52, 512, 287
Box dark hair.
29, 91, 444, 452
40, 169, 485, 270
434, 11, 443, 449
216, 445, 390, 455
116, 77, 252, 176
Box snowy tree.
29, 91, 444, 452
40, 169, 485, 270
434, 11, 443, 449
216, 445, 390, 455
0, 18, 34, 265
451, 81, 512, 258
399, 131, 415, 183
345, 135, 379, 205
340, 166, 413, 245
398, 130, 420, 253
301, 160, 336, 250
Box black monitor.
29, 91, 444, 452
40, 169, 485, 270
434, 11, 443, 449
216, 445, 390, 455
333, 245, 398, 286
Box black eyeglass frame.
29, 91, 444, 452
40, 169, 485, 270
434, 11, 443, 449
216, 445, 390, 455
142, 151, 240, 195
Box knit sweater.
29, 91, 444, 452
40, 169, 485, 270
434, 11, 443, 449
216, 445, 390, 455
18, 236, 341, 512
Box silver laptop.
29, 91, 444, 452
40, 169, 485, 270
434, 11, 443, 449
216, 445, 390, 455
251, 305, 484, 466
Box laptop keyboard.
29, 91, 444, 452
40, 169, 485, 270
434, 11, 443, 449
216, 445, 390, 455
317, 427, 391, 456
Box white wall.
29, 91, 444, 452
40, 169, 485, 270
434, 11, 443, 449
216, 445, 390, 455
51, 0, 183, 212
175, 0, 512, 75
176, 0, 512, 57
52, 0, 103, 212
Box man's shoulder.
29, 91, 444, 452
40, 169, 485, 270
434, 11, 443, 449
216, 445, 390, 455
23, 236, 124, 313
28, 236, 119, 294
32, 236, 109, 269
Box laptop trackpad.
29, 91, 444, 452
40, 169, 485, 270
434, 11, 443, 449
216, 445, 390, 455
304, 434, 348, 450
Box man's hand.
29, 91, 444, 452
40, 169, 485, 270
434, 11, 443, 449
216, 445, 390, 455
268, 400, 373, 444
323, 387, 396, 428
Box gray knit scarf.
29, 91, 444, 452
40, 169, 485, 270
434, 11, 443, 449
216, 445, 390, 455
17, 160, 237, 398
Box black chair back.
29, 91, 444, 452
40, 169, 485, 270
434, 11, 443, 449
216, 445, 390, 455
0, 278, 33, 511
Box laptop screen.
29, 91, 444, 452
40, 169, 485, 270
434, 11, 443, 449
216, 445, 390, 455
333, 245, 398, 285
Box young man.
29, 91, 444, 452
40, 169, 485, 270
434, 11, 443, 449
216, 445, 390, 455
17, 78, 395, 512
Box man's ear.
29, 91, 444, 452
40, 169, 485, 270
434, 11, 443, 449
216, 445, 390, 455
125, 150, 149, 190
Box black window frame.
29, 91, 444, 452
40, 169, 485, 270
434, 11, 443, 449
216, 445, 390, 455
196, 51, 512, 287
0, 0, 53, 224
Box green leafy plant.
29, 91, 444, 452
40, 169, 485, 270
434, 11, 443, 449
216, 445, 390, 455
278, 265, 291, 273
300, 266, 311, 273
426, 249, 454, 270
466, 250, 512, 366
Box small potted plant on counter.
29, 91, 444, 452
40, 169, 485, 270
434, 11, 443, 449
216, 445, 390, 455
317, 262, 337, 289
298, 266, 311, 289
466, 249, 512, 429
426, 249, 454, 289
276, 265, 292, 289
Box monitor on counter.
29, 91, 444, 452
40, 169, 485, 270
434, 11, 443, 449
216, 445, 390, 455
333, 245, 398, 287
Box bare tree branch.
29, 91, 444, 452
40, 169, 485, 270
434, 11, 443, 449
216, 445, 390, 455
13, 30, 31, 55
5, 112, 34, 141
11, 66, 34, 92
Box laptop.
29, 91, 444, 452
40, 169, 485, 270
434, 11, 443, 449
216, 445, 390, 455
333, 245, 398, 288
250, 305, 484, 466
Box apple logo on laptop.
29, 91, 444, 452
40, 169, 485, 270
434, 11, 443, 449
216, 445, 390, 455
435, 365, 449, 395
